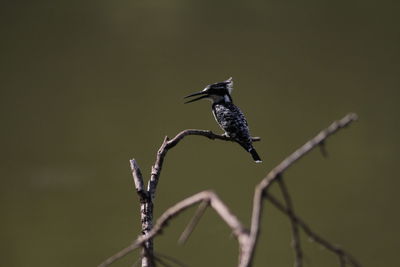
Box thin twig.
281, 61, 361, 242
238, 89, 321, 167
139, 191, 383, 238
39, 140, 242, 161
277, 177, 303, 267
100, 113, 360, 267
154, 255, 174, 267
148, 131, 260, 201
166, 130, 260, 150
126, 131, 260, 267
266, 194, 361, 267
178, 200, 209, 245
98, 190, 248, 267
243, 113, 358, 267
130, 159, 147, 202
141, 131, 260, 266
154, 252, 189, 267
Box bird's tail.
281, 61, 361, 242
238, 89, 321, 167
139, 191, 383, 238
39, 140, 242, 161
249, 148, 262, 163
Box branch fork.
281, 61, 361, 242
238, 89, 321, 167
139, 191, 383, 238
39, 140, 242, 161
99, 113, 361, 267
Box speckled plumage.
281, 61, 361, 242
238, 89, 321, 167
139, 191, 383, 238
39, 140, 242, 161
184, 77, 262, 163
213, 103, 251, 148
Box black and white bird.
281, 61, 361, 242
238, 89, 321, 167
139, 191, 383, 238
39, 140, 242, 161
184, 77, 262, 163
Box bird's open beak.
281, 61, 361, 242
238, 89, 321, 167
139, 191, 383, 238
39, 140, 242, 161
183, 91, 209, 104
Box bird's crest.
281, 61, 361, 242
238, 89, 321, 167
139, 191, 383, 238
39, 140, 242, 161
209, 77, 234, 94
225, 77, 233, 94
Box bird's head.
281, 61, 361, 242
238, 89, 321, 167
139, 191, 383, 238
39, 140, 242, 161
184, 77, 233, 104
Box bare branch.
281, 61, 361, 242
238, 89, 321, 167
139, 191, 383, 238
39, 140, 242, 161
129, 158, 154, 267
100, 113, 360, 267
154, 255, 174, 267
98, 191, 248, 267
166, 129, 260, 150
178, 200, 209, 245
266, 194, 361, 267
124, 130, 260, 267
154, 252, 189, 267
148, 130, 260, 201
243, 113, 358, 267
130, 159, 147, 202
277, 177, 303, 267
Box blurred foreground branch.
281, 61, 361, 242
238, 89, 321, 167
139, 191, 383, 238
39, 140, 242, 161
99, 113, 361, 267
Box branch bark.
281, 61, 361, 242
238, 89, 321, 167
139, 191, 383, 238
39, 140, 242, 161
99, 113, 360, 267
130, 159, 154, 267
266, 194, 361, 267
98, 191, 248, 267
123, 131, 260, 267
277, 177, 302, 267
243, 113, 358, 267
178, 200, 209, 245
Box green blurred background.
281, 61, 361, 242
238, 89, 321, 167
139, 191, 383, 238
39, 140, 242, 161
1, 0, 399, 266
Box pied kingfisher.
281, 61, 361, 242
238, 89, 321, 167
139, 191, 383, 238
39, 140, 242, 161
184, 77, 262, 163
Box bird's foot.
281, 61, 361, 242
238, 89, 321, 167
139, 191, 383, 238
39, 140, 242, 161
222, 132, 231, 138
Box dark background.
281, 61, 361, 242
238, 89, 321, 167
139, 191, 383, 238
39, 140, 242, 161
1, 1, 399, 266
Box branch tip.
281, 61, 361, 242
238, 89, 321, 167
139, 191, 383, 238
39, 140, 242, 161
101, 113, 361, 267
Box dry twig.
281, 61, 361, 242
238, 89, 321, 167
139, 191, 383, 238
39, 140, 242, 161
277, 176, 303, 267
266, 194, 361, 267
127, 130, 259, 267
178, 200, 209, 245
244, 113, 358, 267
99, 190, 247, 267
99, 113, 360, 267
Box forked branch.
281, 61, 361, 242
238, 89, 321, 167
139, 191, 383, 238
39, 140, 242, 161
243, 113, 358, 267
266, 194, 361, 267
99, 113, 360, 267
124, 130, 260, 267
98, 191, 248, 267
